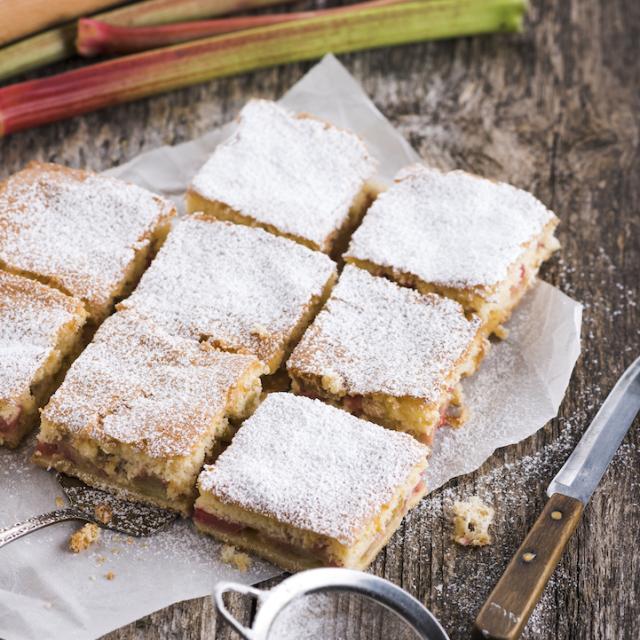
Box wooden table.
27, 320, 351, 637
2, 0, 638, 637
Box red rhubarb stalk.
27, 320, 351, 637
77, 0, 402, 56
0, 0, 526, 137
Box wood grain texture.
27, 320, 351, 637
1, 0, 638, 638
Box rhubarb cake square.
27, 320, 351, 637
287, 266, 486, 444
34, 310, 265, 515
344, 165, 560, 336
186, 99, 377, 256
194, 393, 429, 572
119, 216, 337, 373
0, 271, 87, 448
0, 162, 176, 322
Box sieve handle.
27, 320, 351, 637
214, 581, 266, 640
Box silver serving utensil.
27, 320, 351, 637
214, 568, 451, 640
474, 355, 640, 639
0, 473, 177, 548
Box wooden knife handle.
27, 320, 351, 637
472, 493, 584, 639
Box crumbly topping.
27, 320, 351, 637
451, 496, 494, 547
0, 270, 86, 399
288, 265, 481, 400
190, 100, 376, 249
198, 393, 429, 544
94, 504, 113, 525
69, 523, 100, 553
220, 544, 252, 572
120, 216, 336, 366
0, 162, 175, 315
43, 310, 261, 458
345, 165, 558, 289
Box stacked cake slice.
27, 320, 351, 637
0, 162, 175, 447
345, 165, 560, 337
187, 100, 377, 256
119, 215, 337, 374
194, 393, 429, 571
34, 311, 265, 515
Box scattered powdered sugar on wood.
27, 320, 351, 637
121, 216, 336, 367
345, 164, 557, 288
288, 265, 481, 399
0, 271, 85, 398
0, 162, 174, 315
43, 310, 260, 458
198, 393, 428, 544
190, 100, 376, 248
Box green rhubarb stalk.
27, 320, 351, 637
0, 0, 527, 137
0, 0, 293, 83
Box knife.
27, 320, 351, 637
473, 355, 640, 639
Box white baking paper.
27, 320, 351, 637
0, 55, 582, 640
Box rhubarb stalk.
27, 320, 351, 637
0, 0, 125, 47
0, 0, 293, 83
0, 0, 526, 137
78, 0, 403, 56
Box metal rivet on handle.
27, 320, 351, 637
522, 552, 536, 562
551, 510, 563, 520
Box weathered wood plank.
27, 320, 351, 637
2, 0, 638, 637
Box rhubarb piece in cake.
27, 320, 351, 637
186, 100, 377, 256
0, 271, 87, 448
194, 393, 429, 572
0, 162, 175, 322
287, 266, 486, 444
34, 310, 265, 515
120, 216, 337, 373
344, 165, 560, 336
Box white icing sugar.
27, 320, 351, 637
0, 271, 84, 399
288, 265, 481, 400
43, 310, 260, 458
198, 393, 429, 544
120, 216, 336, 369
0, 162, 174, 316
190, 100, 376, 250
345, 165, 558, 288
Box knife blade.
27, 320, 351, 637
547, 354, 640, 503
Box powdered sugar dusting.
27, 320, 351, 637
0, 271, 85, 399
345, 165, 558, 288
0, 162, 174, 316
288, 265, 481, 399
121, 217, 336, 368
198, 393, 428, 544
43, 310, 260, 458
190, 100, 376, 249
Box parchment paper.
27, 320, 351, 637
0, 55, 582, 640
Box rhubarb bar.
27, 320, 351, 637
120, 216, 337, 373
0, 162, 175, 322
186, 99, 377, 256
34, 310, 265, 515
287, 266, 486, 444
194, 393, 429, 572
344, 165, 560, 336
0, 271, 87, 448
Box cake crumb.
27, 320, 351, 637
55, 496, 65, 508
452, 496, 494, 547
105, 571, 116, 581
94, 504, 113, 525
220, 544, 252, 572
69, 523, 100, 553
